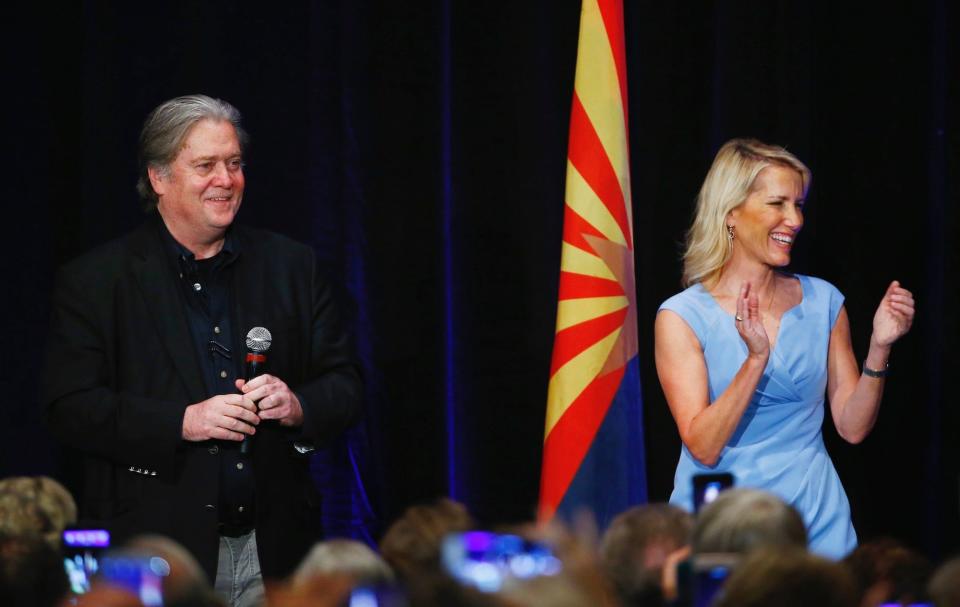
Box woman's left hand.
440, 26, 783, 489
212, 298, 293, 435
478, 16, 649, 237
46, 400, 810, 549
872, 280, 915, 347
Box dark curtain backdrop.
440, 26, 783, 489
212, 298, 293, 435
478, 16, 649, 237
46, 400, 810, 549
3, 1, 957, 558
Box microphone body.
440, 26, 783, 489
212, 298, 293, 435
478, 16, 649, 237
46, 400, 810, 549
245, 351, 267, 380
239, 327, 272, 455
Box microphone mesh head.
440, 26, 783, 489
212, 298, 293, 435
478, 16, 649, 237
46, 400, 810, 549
246, 327, 273, 352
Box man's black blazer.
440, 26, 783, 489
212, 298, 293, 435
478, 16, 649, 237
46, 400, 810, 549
42, 216, 362, 581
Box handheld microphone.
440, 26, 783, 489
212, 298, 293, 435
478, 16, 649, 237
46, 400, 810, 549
240, 327, 272, 455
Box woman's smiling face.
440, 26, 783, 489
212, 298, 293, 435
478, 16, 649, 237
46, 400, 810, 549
728, 165, 806, 268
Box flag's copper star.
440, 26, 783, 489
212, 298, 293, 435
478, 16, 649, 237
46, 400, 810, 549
583, 233, 637, 376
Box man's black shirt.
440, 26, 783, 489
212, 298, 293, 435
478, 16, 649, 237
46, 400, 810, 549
160, 220, 255, 532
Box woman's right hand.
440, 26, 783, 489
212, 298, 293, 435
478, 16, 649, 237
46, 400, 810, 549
736, 281, 770, 358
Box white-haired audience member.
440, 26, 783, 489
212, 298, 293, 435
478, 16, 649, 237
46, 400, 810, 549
292, 539, 395, 588
692, 488, 807, 555
929, 557, 960, 607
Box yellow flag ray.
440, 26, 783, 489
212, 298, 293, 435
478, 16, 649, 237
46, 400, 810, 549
565, 160, 627, 247
556, 295, 628, 332
544, 326, 622, 437
573, 0, 632, 238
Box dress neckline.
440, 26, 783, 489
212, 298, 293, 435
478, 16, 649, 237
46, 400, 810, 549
696, 273, 806, 351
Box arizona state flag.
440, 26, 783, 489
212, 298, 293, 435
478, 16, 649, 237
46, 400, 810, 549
538, 0, 647, 529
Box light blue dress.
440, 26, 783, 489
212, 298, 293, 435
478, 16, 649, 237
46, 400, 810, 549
660, 274, 857, 559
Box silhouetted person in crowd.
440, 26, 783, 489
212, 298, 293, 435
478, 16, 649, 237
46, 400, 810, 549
69, 585, 144, 607
929, 556, 960, 607
125, 534, 225, 607
380, 498, 475, 583
380, 498, 506, 607
0, 532, 69, 607
292, 539, 395, 588
712, 546, 856, 607
844, 538, 932, 607
498, 521, 619, 607
265, 574, 355, 607
692, 488, 807, 555
0, 476, 77, 550
600, 503, 692, 606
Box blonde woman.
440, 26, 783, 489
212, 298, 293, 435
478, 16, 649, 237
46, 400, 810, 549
655, 139, 914, 558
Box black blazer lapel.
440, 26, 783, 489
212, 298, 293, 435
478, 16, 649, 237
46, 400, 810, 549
127, 221, 208, 404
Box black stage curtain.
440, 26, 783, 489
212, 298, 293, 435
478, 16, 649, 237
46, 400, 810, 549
3, 1, 957, 558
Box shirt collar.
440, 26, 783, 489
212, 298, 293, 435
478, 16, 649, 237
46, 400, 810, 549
155, 211, 241, 268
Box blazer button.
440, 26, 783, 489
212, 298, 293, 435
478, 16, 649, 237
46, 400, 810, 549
204, 504, 216, 512
208, 445, 219, 455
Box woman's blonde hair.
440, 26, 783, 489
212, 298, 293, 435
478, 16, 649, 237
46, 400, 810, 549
682, 138, 811, 287
0, 476, 76, 549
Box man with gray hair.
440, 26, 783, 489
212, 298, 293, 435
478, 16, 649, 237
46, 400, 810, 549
43, 94, 362, 607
